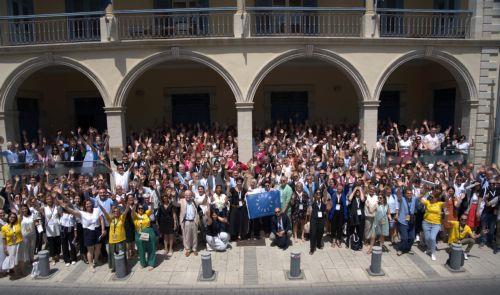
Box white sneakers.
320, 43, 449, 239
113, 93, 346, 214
464, 252, 469, 260
415, 235, 420, 243
65, 263, 71, 267
431, 254, 437, 261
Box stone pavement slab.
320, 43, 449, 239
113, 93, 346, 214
1, 239, 499, 288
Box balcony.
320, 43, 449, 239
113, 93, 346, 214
248, 7, 364, 37
0, 12, 103, 46
0, 6, 477, 47
378, 9, 472, 39
115, 8, 235, 40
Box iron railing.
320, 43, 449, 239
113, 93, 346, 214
378, 9, 472, 39
0, 12, 103, 46
249, 7, 363, 37
115, 8, 235, 40
3, 160, 109, 177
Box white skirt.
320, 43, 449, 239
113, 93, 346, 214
2, 243, 23, 270
20, 233, 35, 262
0, 239, 5, 272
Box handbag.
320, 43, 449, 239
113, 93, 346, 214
304, 222, 310, 234
139, 232, 150, 241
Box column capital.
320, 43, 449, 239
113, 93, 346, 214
359, 100, 380, 109
103, 106, 126, 115
466, 100, 480, 108
0, 110, 19, 120
236, 102, 254, 111
105, 2, 114, 16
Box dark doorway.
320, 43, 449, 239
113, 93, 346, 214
270, 91, 308, 123
379, 90, 400, 124
74, 97, 106, 132
171, 93, 211, 126
17, 97, 39, 142
433, 88, 456, 129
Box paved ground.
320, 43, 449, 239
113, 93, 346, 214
1, 238, 499, 293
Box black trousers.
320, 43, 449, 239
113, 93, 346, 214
331, 213, 344, 241
61, 226, 77, 263
47, 236, 61, 258
100, 226, 110, 260
310, 217, 325, 252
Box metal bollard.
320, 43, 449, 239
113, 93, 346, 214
198, 252, 216, 281
445, 243, 465, 272
114, 251, 128, 279
367, 246, 385, 276
289, 252, 301, 278
37, 250, 50, 277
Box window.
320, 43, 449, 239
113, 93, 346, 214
170, 0, 208, 8
271, 91, 309, 123
65, 0, 107, 12
8, 0, 33, 16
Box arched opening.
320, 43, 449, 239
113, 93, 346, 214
124, 59, 237, 131
378, 58, 466, 133
252, 57, 360, 127
11, 65, 107, 142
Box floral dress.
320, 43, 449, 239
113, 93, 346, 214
291, 191, 309, 224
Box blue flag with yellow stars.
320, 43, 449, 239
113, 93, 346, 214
246, 190, 281, 219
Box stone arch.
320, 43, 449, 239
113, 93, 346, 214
0, 55, 111, 112
114, 48, 243, 107
374, 48, 478, 104
245, 47, 371, 103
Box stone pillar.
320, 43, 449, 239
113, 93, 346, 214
461, 100, 478, 163
104, 107, 126, 158
236, 102, 253, 163
100, 1, 119, 42
469, 0, 484, 39
359, 101, 379, 158
0, 110, 19, 186
0, 110, 19, 144
363, 0, 378, 38
234, 0, 250, 38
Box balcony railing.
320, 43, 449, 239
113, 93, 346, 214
0, 12, 103, 46
378, 9, 472, 39
249, 7, 363, 37
115, 8, 235, 40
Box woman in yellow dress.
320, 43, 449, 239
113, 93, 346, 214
99, 204, 130, 273
1, 212, 25, 277
133, 204, 157, 270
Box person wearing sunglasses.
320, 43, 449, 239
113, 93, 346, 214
132, 203, 156, 270
447, 214, 481, 260
270, 207, 291, 250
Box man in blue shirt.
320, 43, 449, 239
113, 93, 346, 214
397, 188, 418, 256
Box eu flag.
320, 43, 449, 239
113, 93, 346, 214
245, 190, 281, 219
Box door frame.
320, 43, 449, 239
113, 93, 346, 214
430, 82, 460, 131
164, 87, 216, 125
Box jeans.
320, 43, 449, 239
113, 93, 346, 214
398, 222, 415, 253
422, 220, 441, 254
480, 213, 496, 245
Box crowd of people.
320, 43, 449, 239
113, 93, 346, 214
0, 119, 497, 279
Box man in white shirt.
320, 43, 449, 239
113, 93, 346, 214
423, 127, 442, 151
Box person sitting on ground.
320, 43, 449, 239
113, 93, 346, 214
205, 207, 229, 252
447, 214, 481, 260
270, 207, 292, 250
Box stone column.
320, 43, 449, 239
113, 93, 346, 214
236, 102, 253, 163
359, 100, 379, 158
104, 106, 126, 158
0, 110, 19, 186
468, 0, 484, 39
363, 0, 378, 38
100, 1, 119, 42
234, 0, 250, 38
